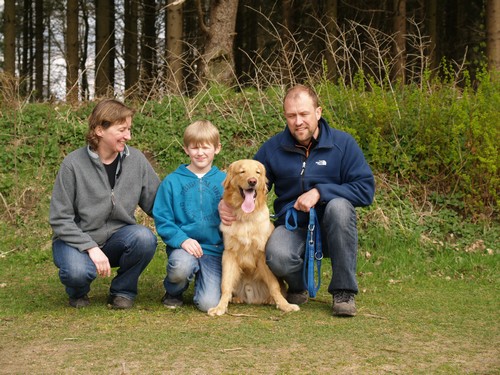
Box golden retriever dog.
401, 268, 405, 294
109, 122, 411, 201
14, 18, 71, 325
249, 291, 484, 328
208, 159, 300, 316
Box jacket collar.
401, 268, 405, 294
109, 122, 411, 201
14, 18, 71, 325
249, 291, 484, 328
281, 117, 334, 149
87, 144, 130, 161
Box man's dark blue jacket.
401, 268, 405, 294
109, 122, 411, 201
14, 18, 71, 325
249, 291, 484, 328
254, 118, 375, 227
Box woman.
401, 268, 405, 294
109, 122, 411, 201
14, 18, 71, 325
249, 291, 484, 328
49, 99, 160, 309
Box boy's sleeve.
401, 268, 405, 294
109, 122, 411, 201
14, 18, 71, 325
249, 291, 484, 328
152, 179, 189, 249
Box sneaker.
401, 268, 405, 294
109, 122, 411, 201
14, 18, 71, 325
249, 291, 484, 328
107, 295, 134, 310
69, 294, 90, 308
286, 290, 309, 305
161, 292, 183, 308
332, 290, 356, 317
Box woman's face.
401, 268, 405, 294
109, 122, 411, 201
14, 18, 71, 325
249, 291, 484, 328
96, 116, 132, 157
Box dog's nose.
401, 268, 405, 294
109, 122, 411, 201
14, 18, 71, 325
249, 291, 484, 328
248, 178, 257, 186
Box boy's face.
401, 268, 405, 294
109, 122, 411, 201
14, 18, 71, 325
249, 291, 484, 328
183, 142, 221, 174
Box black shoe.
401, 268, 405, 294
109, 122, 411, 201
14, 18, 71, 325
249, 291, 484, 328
69, 294, 90, 308
286, 290, 309, 305
161, 292, 183, 308
333, 290, 356, 317
107, 295, 134, 310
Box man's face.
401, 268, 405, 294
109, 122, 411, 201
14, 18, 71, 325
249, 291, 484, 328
284, 91, 322, 146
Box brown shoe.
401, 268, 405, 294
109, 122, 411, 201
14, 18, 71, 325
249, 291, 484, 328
286, 290, 309, 305
332, 290, 356, 317
69, 294, 90, 308
107, 295, 134, 310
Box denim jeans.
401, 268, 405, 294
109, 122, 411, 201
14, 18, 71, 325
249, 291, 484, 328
52, 224, 157, 301
266, 198, 358, 295
164, 249, 222, 312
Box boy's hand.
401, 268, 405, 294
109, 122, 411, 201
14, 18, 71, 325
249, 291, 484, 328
181, 238, 203, 258
219, 199, 236, 226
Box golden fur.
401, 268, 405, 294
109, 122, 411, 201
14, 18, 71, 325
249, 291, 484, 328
208, 159, 300, 316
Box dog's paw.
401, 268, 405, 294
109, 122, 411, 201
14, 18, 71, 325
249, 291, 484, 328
278, 303, 300, 313
207, 305, 227, 316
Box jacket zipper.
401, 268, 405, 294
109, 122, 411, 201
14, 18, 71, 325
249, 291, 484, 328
300, 160, 306, 191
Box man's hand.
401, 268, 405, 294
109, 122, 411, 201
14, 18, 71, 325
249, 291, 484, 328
181, 238, 203, 258
218, 199, 236, 226
294, 188, 320, 212
87, 247, 111, 277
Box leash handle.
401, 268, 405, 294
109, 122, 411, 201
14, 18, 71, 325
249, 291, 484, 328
303, 207, 322, 298
271, 201, 298, 231
272, 201, 323, 298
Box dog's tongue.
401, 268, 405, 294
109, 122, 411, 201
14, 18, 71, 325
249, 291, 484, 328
241, 190, 255, 213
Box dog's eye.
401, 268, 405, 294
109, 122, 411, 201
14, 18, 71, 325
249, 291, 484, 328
256, 170, 261, 174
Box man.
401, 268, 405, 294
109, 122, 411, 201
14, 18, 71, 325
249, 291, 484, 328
220, 85, 375, 316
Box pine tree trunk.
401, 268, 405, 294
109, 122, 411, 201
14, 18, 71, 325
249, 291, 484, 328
124, 0, 139, 95
427, 0, 438, 71
393, 0, 406, 83
66, 0, 79, 103
141, 0, 156, 89
487, 0, 500, 73
34, 0, 44, 100
166, 0, 184, 94
325, 0, 338, 82
3, 0, 16, 76
95, 0, 113, 97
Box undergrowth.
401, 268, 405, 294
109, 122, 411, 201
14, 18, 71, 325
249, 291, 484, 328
0, 78, 498, 261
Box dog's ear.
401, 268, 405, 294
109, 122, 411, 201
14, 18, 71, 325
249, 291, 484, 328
222, 162, 235, 190
259, 163, 269, 194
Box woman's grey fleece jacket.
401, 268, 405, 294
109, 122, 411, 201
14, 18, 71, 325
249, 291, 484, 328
49, 145, 160, 252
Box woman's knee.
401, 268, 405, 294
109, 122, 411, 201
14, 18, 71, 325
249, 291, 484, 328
133, 226, 157, 250
59, 262, 96, 286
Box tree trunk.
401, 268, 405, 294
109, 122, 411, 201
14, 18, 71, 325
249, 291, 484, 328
3, 0, 16, 76
34, 0, 44, 100
393, 0, 406, 83
325, 0, 338, 81
79, 0, 90, 100
486, 0, 500, 73
141, 0, 157, 89
107, 1, 116, 91
124, 0, 139, 95
21, 0, 32, 96
95, 0, 114, 97
166, 0, 184, 94
66, 0, 79, 103
427, 0, 439, 71
199, 0, 239, 87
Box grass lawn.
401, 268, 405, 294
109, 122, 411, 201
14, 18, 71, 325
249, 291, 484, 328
1, 238, 498, 374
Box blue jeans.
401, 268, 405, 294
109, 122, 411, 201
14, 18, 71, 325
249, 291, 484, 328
52, 224, 157, 301
266, 198, 358, 295
164, 249, 222, 312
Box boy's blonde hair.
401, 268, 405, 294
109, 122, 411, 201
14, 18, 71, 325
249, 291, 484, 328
183, 120, 220, 148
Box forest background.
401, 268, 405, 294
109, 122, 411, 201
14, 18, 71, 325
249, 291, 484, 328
0, 1, 499, 373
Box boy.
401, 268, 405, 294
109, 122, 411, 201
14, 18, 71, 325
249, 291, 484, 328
153, 120, 225, 312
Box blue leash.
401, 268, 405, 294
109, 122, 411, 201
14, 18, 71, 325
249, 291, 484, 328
271, 201, 323, 298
